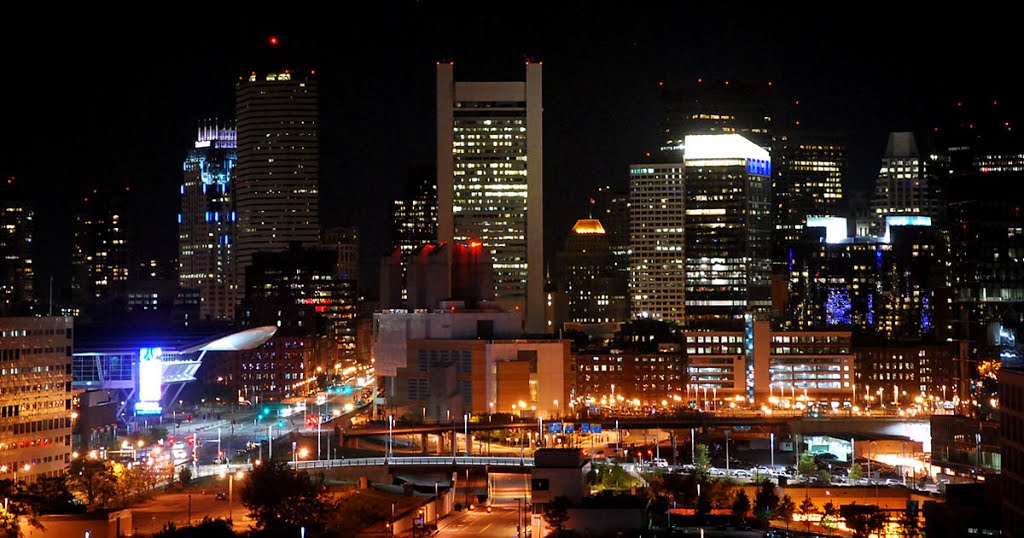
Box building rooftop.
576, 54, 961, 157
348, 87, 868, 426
571, 219, 606, 235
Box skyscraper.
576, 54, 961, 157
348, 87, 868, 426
390, 167, 438, 305
870, 132, 947, 233
684, 134, 772, 328
660, 79, 774, 152
178, 121, 237, 321
235, 69, 320, 293
773, 133, 846, 248
0, 177, 34, 315
392, 167, 438, 261
70, 186, 130, 308
436, 62, 544, 333
555, 219, 628, 324
628, 163, 686, 324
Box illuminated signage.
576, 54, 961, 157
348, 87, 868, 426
136, 347, 163, 415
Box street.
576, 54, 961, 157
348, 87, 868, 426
436, 505, 521, 538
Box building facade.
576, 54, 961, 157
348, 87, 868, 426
436, 62, 544, 333
0, 317, 73, 481
234, 69, 320, 292
555, 219, 628, 325
0, 179, 34, 315
683, 134, 772, 328
395, 338, 570, 420
242, 243, 356, 361
628, 163, 686, 324
999, 367, 1024, 535
854, 344, 957, 407
70, 187, 130, 308
573, 349, 687, 408
870, 132, 947, 233
772, 133, 846, 250
681, 321, 854, 407
178, 121, 237, 321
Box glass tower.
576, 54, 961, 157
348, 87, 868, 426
178, 121, 237, 321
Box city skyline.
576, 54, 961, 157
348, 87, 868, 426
3, 8, 1020, 296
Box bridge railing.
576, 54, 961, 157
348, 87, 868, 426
290, 456, 534, 469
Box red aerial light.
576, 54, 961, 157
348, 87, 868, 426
658, 81, 664, 87
768, 81, 773, 87
724, 80, 730, 85
269, 36, 280, 46
697, 78, 703, 83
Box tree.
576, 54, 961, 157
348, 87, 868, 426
821, 501, 840, 536
693, 444, 712, 480
695, 492, 712, 520
753, 480, 779, 522
24, 475, 79, 514
179, 467, 193, 487
543, 496, 571, 537
0, 506, 20, 538
731, 490, 751, 521
773, 494, 796, 530
155, 517, 237, 538
849, 462, 864, 481
68, 459, 117, 506
896, 510, 921, 538
844, 503, 887, 538
241, 459, 339, 536
797, 454, 818, 479
707, 478, 737, 509
798, 497, 818, 533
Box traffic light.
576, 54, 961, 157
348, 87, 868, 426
186, 437, 194, 446
168, 437, 175, 445
306, 415, 320, 428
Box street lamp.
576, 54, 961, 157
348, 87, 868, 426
219, 470, 244, 523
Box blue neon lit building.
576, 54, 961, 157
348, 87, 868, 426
178, 121, 237, 322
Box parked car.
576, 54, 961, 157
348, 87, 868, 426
733, 469, 752, 477
215, 492, 227, 501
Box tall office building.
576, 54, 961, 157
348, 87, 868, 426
592, 186, 631, 275
70, 187, 130, 306
773, 133, 846, 247
0, 316, 74, 481
242, 243, 357, 361
391, 167, 438, 305
322, 226, 360, 282
0, 178, 34, 315
235, 69, 320, 293
555, 219, 628, 324
684, 134, 772, 328
436, 62, 544, 333
870, 132, 947, 232
628, 163, 686, 324
178, 121, 237, 321
393, 167, 438, 260
660, 79, 773, 152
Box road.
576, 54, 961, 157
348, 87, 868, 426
436, 505, 521, 538
131, 491, 252, 534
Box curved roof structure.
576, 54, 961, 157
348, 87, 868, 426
182, 326, 277, 353
572, 218, 606, 235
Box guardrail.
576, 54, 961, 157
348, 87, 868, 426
291, 456, 535, 469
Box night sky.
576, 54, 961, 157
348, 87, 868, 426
1, 6, 1018, 296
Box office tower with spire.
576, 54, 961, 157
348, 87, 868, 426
234, 68, 320, 293
178, 121, 237, 321
436, 62, 543, 332
628, 163, 686, 324
870, 132, 948, 233
555, 218, 628, 324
